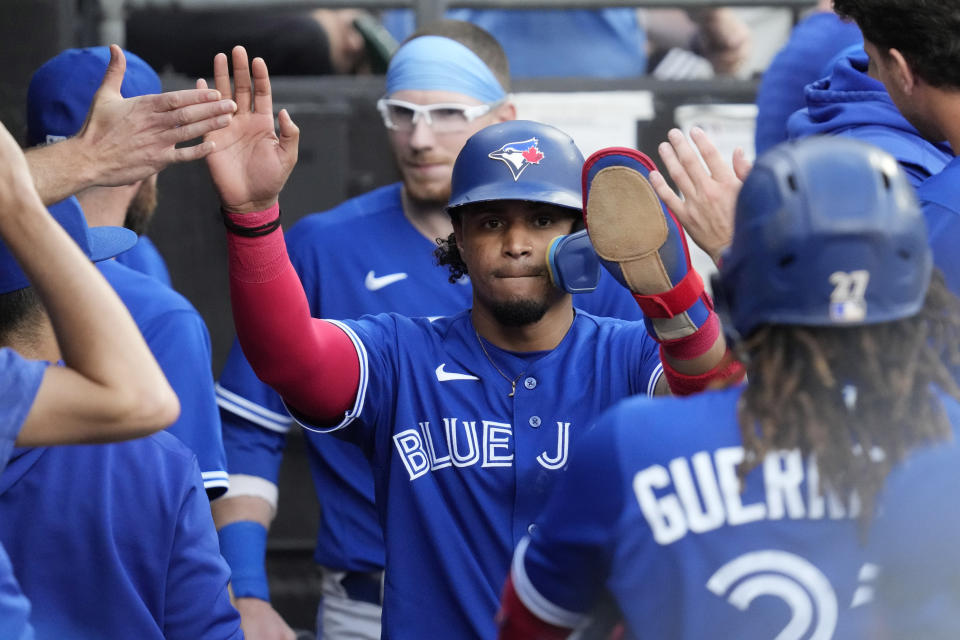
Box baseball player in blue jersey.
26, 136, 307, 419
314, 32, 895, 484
0, 120, 180, 638
202, 45, 743, 638
0, 197, 241, 638
498, 137, 960, 639
213, 22, 643, 640
27, 46, 231, 497
0, 434, 242, 639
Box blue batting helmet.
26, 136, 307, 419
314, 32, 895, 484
447, 120, 584, 213
713, 136, 931, 342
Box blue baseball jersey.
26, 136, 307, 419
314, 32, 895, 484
513, 386, 917, 639
216, 183, 643, 573
0, 349, 47, 640
0, 433, 242, 640
99, 260, 229, 498
115, 235, 173, 287
288, 309, 661, 638
868, 438, 960, 638
917, 155, 960, 297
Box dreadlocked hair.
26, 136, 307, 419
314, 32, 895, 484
736, 270, 960, 524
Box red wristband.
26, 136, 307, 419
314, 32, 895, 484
661, 351, 746, 396
632, 269, 705, 319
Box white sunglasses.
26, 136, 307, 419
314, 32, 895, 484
376, 97, 506, 133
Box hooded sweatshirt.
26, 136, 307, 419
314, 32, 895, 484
787, 50, 952, 187
754, 11, 863, 155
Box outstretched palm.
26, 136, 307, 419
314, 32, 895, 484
203, 46, 299, 214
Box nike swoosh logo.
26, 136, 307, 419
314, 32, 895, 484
365, 271, 408, 291
435, 364, 479, 382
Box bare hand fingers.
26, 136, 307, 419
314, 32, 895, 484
649, 170, 687, 219
690, 127, 735, 182
657, 138, 697, 199
666, 128, 714, 195
152, 88, 224, 115
167, 113, 233, 144
251, 57, 273, 116
231, 46, 253, 113
160, 98, 235, 130
732, 147, 753, 182
277, 108, 299, 143
169, 140, 218, 164
99, 44, 127, 96
213, 53, 231, 101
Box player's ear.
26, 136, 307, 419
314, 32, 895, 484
888, 47, 916, 93
494, 100, 517, 124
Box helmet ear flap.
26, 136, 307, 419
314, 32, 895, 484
546, 230, 601, 294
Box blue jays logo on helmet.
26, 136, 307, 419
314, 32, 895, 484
488, 138, 545, 181
447, 120, 584, 213
712, 136, 931, 343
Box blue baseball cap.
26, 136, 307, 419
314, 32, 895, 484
26, 46, 161, 147
0, 197, 137, 294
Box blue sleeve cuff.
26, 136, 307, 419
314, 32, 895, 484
218, 521, 270, 601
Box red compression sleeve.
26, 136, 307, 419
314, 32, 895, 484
226, 205, 359, 423
497, 576, 573, 640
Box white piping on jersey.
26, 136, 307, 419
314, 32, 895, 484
215, 383, 292, 433
285, 319, 369, 434
511, 537, 589, 629
647, 362, 664, 397
220, 473, 279, 511
201, 470, 230, 492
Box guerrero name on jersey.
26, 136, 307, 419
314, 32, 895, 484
514, 387, 960, 639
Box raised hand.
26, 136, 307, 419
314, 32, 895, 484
649, 127, 752, 265
201, 46, 300, 214
74, 44, 237, 187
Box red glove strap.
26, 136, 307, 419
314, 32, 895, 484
632, 269, 704, 319
660, 311, 720, 360
497, 576, 573, 640
661, 351, 746, 396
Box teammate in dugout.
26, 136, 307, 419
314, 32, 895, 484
202, 45, 743, 638
26, 46, 231, 498
213, 22, 645, 640
497, 137, 960, 639
0, 118, 181, 637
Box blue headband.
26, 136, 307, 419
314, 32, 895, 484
386, 36, 506, 104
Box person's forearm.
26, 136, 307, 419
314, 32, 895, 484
24, 139, 99, 205
4, 189, 178, 438
225, 205, 359, 422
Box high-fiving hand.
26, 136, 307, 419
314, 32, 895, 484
201, 46, 300, 214
649, 127, 752, 265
